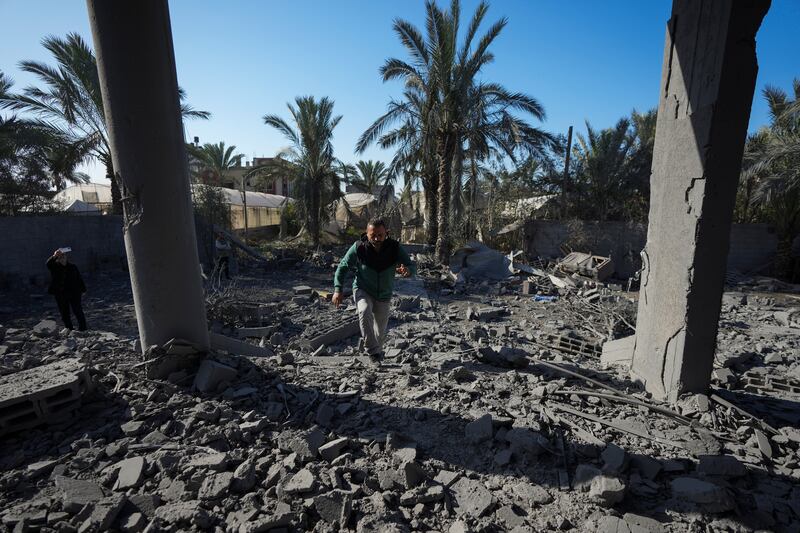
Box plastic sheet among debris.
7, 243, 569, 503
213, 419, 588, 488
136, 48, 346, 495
449, 241, 512, 281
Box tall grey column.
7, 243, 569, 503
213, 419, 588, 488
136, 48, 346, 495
87, 0, 209, 354
631, 0, 769, 402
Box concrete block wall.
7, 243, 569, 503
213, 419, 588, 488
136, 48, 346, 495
0, 215, 126, 289
524, 220, 783, 279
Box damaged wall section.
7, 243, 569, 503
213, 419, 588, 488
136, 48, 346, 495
0, 215, 126, 288
523, 220, 791, 279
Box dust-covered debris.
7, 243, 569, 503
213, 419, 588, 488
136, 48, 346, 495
1, 252, 799, 532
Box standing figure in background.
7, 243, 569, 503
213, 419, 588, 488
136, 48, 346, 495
215, 232, 232, 280
46, 248, 87, 331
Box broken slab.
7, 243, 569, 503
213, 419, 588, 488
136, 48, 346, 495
113, 456, 145, 490
55, 476, 106, 513
193, 359, 237, 393
450, 477, 495, 518
313, 489, 352, 526
0, 358, 90, 436
209, 332, 274, 357
32, 319, 58, 336
465, 413, 494, 443
670, 477, 734, 513
601, 335, 636, 369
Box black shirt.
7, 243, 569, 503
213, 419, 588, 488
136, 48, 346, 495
46, 257, 86, 296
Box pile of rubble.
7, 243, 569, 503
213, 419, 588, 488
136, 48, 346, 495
1, 260, 800, 532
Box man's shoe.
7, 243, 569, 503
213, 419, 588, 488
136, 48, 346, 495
368, 351, 384, 366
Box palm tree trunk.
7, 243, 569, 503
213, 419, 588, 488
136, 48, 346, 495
467, 155, 478, 240
435, 133, 455, 263
310, 183, 321, 247
107, 160, 123, 215
424, 172, 438, 246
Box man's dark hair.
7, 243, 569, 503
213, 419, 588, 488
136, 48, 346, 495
367, 219, 386, 229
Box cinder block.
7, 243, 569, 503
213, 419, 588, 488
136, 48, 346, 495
303, 317, 360, 350
0, 358, 90, 436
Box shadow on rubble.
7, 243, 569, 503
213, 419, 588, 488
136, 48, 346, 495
234, 350, 800, 530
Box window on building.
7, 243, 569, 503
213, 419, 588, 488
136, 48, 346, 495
82, 191, 99, 203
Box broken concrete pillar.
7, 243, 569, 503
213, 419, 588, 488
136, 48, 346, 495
86, 0, 209, 359
631, 0, 770, 401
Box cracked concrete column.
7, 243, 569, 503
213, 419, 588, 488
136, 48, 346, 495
87, 0, 209, 355
631, 0, 769, 402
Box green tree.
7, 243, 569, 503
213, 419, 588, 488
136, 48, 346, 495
0, 33, 209, 215
357, 86, 440, 245
742, 80, 800, 279
255, 96, 343, 247
1, 72, 91, 214
365, 0, 553, 261
187, 141, 244, 185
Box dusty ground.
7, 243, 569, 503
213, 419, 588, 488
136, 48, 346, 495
1, 250, 799, 532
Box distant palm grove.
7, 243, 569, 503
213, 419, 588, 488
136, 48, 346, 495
0, 1, 797, 274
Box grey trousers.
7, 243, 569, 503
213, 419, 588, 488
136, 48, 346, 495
354, 288, 391, 356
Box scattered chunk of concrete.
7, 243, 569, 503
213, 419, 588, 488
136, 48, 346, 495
113, 456, 145, 491
601, 335, 635, 368
55, 475, 106, 513
319, 437, 349, 462
284, 468, 316, 494
589, 475, 626, 506
601, 443, 628, 474
193, 359, 237, 393
505, 428, 546, 460
697, 455, 747, 478
198, 472, 233, 500
32, 320, 58, 336
450, 477, 495, 517
313, 489, 352, 525
670, 477, 734, 513
78, 494, 127, 532
511, 481, 553, 508
465, 413, 494, 443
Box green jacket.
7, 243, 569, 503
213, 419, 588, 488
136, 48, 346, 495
334, 236, 416, 301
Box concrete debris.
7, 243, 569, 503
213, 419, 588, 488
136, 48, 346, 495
670, 477, 734, 513
556, 252, 614, 281
112, 456, 145, 490
193, 358, 237, 393
464, 413, 493, 443
1, 246, 799, 532
313, 489, 352, 525
450, 477, 495, 517
0, 357, 90, 436
589, 475, 626, 506
601, 334, 635, 368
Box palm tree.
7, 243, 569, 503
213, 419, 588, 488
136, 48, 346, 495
255, 96, 343, 247
1, 70, 92, 192
357, 86, 440, 246
365, 0, 553, 262
743, 80, 800, 279
570, 118, 635, 221
187, 141, 244, 185
0, 33, 209, 215
351, 160, 393, 206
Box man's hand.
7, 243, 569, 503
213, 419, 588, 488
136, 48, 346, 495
53, 249, 63, 258
396, 264, 410, 277
332, 291, 343, 308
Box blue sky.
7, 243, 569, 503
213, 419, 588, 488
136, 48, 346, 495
1, 0, 797, 182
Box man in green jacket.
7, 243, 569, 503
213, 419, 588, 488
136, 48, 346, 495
333, 219, 416, 363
